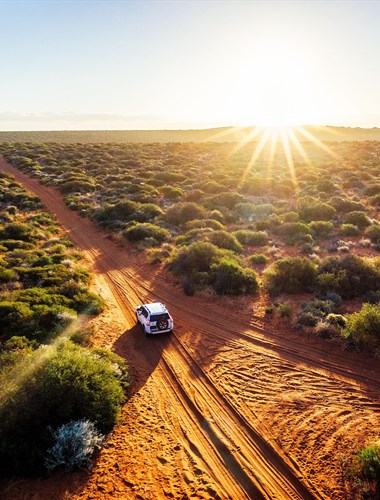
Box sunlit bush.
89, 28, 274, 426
343, 303, 380, 350
233, 229, 269, 246
0, 341, 127, 474
264, 257, 317, 295
211, 258, 259, 295
317, 255, 380, 298
166, 202, 206, 226
122, 223, 170, 244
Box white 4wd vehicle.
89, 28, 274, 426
135, 302, 173, 336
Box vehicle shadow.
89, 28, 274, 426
113, 323, 172, 396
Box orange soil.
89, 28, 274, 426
0, 157, 379, 500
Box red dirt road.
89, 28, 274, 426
1, 157, 379, 499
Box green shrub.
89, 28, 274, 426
208, 209, 224, 222
0, 301, 33, 336
0, 341, 127, 474
169, 240, 224, 275
357, 444, 380, 481
331, 198, 366, 213
345, 443, 380, 497
175, 228, 213, 246
264, 257, 318, 295
184, 219, 225, 231
344, 303, 380, 350
298, 197, 336, 222
302, 299, 334, 316
13, 288, 71, 307
339, 223, 360, 237
235, 203, 274, 221
309, 221, 334, 239
344, 211, 372, 229
71, 291, 105, 314
133, 203, 163, 222
326, 313, 346, 327
122, 223, 170, 244
365, 224, 380, 242
59, 180, 96, 194
249, 253, 269, 265
95, 200, 138, 225
161, 186, 184, 200
233, 230, 269, 246
0, 222, 35, 242
276, 222, 311, 237
368, 193, 380, 207
0, 268, 18, 283
166, 202, 206, 226
0, 239, 35, 250
281, 211, 300, 223
277, 302, 292, 318
169, 240, 252, 294
317, 255, 380, 298
207, 192, 244, 210
206, 230, 242, 253
211, 258, 259, 295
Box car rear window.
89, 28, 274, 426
150, 313, 169, 321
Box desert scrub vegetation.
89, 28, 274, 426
0, 139, 379, 302
263, 257, 318, 295
0, 340, 128, 475
342, 442, 380, 498
0, 176, 128, 476
169, 241, 259, 295
343, 303, 380, 352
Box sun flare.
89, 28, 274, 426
232, 124, 340, 193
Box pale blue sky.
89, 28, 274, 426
1, 0, 380, 130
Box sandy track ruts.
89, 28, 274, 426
1, 157, 379, 499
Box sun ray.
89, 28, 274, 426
287, 129, 315, 171
0, 314, 87, 406
238, 128, 271, 189
206, 125, 244, 142
295, 126, 340, 160
263, 128, 279, 191
280, 130, 299, 191
227, 126, 265, 160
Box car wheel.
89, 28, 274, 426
157, 318, 168, 330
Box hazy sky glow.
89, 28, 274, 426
1, 0, 380, 130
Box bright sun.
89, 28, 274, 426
230, 41, 322, 129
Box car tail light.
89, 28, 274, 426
146, 320, 150, 326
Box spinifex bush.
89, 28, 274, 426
44, 419, 104, 472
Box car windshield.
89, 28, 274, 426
150, 313, 169, 322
